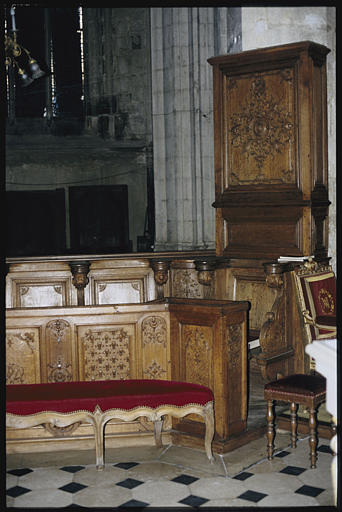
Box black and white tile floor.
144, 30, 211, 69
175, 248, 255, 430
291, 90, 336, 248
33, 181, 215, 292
6, 433, 336, 508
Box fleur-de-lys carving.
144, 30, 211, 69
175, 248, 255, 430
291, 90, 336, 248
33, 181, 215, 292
82, 328, 130, 381
229, 74, 294, 177
142, 316, 167, 347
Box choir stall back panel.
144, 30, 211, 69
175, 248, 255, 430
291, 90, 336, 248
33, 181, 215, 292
208, 41, 330, 261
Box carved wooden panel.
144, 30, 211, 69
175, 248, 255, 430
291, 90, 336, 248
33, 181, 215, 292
232, 271, 276, 332
140, 315, 169, 380
45, 319, 73, 383
227, 71, 296, 186
16, 283, 66, 308
171, 269, 203, 298
6, 328, 41, 384
94, 280, 144, 304
182, 325, 213, 388
77, 325, 134, 381
225, 321, 247, 433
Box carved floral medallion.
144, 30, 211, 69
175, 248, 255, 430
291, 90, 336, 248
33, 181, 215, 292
228, 72, 295, 185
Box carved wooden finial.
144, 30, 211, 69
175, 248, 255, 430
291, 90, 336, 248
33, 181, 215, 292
149, 259, 171, 299
69, 260, 90, 306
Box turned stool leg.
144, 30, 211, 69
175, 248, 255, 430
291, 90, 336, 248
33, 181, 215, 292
290, 402, 298, 448
266, 399, 275, 460
309, 407, 318, 469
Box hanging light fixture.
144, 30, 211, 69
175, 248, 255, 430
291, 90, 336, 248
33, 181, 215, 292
5, 5, 46, 87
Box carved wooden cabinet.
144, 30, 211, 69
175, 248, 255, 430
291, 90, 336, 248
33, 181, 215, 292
208, 41, 330, 261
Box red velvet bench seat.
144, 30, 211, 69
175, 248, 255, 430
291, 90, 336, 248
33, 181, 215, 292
6, 379, 215, 470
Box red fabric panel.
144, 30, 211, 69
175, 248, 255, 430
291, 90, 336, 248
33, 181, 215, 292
307, 275, 336, 317
299, 273, 336, 338
6, 379, 214, 416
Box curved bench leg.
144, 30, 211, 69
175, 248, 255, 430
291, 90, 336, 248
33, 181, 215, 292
93, 411, 105, 471
203, 402, 215, 463
153, 419, 163, 448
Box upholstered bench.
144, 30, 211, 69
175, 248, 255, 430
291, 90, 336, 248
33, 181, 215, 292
6, 379, 215, 470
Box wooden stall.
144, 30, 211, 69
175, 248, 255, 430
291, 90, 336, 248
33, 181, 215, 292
6, 297, 249, 454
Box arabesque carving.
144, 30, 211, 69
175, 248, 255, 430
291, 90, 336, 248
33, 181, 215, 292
142, 316, 167, 347
226, 324, 242, 371
6, 362, 25, 384
46, 319, 70, 344
82, 328, 130, 381
172, 269, 202, 298
7, 332, 36, 352
184, 326, 211, 385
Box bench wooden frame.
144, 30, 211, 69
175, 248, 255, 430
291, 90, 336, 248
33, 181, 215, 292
6, 380, 215, 470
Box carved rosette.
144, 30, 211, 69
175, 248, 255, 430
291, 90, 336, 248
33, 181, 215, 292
229, 73, 295, 184
82, 328, 130, 381
183, 326, 211, 386
226, 324, 242, 371
143, 360, 167, 379
142, 316, 167, 348
47, 355, 72, 382
172, 270, 202, 298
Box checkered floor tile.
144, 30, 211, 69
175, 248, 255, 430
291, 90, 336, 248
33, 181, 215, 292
6, 439, 336, 508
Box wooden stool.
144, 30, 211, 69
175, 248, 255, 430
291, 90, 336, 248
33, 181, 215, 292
264, 374, 326, 468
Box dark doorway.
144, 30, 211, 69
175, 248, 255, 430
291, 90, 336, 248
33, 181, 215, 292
6, 189, 66, 257
69, 185, 131, 254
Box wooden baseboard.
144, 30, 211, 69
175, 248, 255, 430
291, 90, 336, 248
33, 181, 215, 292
277, 414, 334, 439
171, 425, 266, 454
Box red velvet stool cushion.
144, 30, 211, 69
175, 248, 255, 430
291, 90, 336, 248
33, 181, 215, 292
6, 379, 214, 416
264, 374, 326, 402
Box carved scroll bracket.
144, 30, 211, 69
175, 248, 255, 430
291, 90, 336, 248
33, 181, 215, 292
69, 261, 90, 306
194, 259, 217, 287
257, 262, 293, 381
149, 259, 171, 299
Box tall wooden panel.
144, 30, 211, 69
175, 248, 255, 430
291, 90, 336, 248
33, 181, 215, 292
208, 41, 330, 261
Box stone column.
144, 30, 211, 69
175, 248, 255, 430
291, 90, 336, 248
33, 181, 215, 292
150, 7, 241, 251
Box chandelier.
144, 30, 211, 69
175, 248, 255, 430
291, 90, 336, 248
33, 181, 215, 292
5, 5, 46, 87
